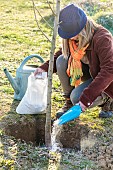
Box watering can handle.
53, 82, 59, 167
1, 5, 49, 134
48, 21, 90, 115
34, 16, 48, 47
19, 54, 44, 69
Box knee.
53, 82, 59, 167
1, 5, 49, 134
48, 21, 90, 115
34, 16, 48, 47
56, 55, 68, 73
56, 55, 64, 67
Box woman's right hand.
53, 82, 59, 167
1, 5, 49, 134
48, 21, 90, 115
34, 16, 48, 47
79, 101, 87, 112
34, 67, 45, 76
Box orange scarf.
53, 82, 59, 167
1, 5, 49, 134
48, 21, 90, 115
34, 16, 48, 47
67, 39, 88, 86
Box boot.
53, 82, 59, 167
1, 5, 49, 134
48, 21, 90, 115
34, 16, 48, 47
56, 98, 73, 119
99, 97, 113, 118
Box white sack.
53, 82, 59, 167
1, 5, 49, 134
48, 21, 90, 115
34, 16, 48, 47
16, 72, 47, 114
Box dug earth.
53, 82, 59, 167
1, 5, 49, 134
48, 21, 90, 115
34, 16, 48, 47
1, 112, 113, 170
1, 113, 89, 150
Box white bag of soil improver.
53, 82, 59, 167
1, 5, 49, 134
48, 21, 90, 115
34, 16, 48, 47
16, 72, 48, 114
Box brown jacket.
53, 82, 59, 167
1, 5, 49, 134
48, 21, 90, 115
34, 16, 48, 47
80, 27, 113, 107
40, 27, 113, 108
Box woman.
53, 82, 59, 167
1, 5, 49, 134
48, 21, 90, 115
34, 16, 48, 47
34, 4, 113, 118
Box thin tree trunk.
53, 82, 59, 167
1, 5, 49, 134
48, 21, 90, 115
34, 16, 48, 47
45, 0, 60, 147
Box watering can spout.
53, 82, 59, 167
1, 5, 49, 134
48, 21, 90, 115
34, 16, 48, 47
4, 68, 20, 94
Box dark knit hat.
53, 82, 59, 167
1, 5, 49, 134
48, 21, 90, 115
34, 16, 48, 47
58, 4, 87, 39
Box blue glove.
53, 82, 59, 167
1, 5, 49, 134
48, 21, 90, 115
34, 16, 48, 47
58, 103, 82, 125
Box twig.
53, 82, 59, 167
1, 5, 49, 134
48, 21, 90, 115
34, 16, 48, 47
32, 0, 51, 42
47, 0, 56, 16
34, 4, 53, 30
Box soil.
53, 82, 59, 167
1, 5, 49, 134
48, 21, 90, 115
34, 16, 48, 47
1, 111, 92, 149
1, 112, 113, 169
1, 114, 46, 145
1, 99, 113, 170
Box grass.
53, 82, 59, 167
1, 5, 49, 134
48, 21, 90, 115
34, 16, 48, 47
0, 0, 113, 169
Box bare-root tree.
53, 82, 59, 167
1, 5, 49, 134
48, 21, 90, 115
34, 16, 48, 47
32, 0, 60, 147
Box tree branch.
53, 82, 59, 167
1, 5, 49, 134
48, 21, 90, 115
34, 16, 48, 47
47, 0, 56, 16
34, 4, 53, 30
32, 0, 51, 42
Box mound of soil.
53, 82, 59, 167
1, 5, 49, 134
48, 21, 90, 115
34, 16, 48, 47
0, 113, 90, 150
1, 111, 113, 169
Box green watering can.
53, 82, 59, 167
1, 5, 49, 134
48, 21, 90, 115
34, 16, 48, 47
4, 54, 44, 100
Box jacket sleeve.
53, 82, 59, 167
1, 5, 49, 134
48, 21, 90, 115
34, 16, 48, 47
39, 48, 62, 73
80, 31, 113, 107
